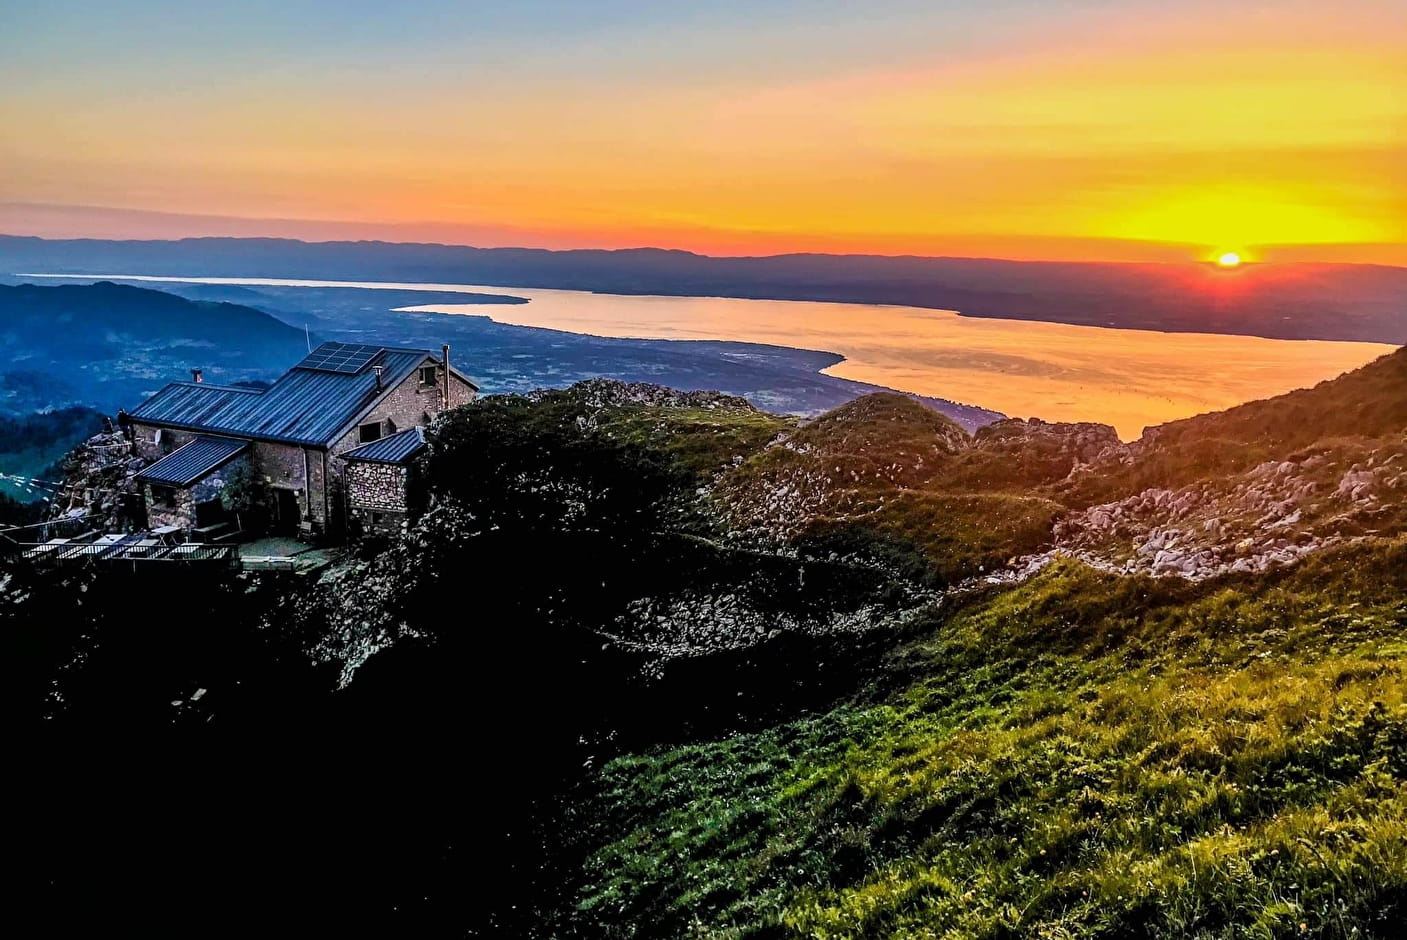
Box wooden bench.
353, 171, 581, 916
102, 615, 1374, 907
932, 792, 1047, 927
241, 555, 297, 571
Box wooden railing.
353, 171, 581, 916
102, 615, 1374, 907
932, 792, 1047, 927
0, 516, 97, 546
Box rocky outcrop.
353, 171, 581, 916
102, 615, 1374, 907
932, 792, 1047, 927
49, 429, 147, 532
714, 394, 972, 537
973, 417, 1124, 467
529, 378, 757, 413
1037, 439, 1407, 581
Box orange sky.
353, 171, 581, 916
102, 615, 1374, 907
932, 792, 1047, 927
2, 1, 1404, 263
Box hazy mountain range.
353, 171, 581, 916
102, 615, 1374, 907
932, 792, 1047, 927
3, 234, 1403, 343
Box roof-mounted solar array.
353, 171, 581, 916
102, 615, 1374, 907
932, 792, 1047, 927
296, 342, 384, 374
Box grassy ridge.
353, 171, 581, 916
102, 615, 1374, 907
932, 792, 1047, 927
1057, 347, 1407, 508
566, 541, 1407, 938
593, 405, 794, 481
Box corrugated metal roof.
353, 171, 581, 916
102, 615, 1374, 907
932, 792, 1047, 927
129, 383, 262, 427
128, 342, 433, 446
340, 426, 426, 464
137, 436, 250, 486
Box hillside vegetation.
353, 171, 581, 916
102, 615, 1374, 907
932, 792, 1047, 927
1057, 347, 1407, 508
0, 406, 103, 509
9, 347, 1407, 936
566, 543, 1407, 938
0, 281, 308, 417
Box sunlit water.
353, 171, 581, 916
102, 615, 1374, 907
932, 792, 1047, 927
29, 273, 1396, 440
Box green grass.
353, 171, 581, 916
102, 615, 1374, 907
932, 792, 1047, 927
596, 406, 793, 481
798, 491, 1064, 584
564, 540, 1407, 939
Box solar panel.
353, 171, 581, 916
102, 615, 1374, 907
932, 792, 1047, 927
296, 343, 384, 374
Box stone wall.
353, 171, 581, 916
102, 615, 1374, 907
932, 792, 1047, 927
346, 461, 413, 536
324, 364, 471, 535
142, 454, 247, 531
347, 462, 409, 512
249, 441, 313, 529
447, 370, 476, 409
144, 483, 196, 530
348, 505, 410, 537
327, 366, 457, 461
131, 424, 195, 462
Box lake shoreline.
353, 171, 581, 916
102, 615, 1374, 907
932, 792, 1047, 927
16, 272, 1397, 441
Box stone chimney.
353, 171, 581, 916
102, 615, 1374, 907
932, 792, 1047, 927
191, 368, 203, 384
441, 344, 451, 407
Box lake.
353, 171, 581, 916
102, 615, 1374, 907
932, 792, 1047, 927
30, 273, 1397, 439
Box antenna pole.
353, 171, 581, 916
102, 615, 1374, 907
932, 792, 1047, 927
305, 324, 311, 352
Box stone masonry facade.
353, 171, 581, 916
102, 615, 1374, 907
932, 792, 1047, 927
346, 462, 413, 536
130, 364, 474, 538
143, 455, 248, 530
347, 462, 410, 512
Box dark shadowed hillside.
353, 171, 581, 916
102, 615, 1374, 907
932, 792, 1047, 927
0, 281, 307, 416
9, 350, 1407, 937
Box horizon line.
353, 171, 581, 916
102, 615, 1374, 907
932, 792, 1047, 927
3, 201, 1405, 268
3, 233, 1404, 273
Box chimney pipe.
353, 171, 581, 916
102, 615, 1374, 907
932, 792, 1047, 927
372, 364, 385, 391
191, 368, 203, 384
441, 344, 451, 407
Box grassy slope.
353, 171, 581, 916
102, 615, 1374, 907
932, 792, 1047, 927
715, 394, 1094, 583
1057, 347, 1407, 508
567, 540, 1407, 939
594, 405, 794, 481
796, 491, 1065, 584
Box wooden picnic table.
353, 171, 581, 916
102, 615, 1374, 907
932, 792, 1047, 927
150, 525, 182, 544
123, 538, 162, 558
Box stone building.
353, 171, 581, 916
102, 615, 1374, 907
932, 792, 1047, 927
128, 341, 476, 538
339, 426, 428, 536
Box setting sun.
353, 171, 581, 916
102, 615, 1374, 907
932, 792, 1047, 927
1217, 252, 1243, 267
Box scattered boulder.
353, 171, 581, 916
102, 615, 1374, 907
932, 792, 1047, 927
1336, 468, 1377, 501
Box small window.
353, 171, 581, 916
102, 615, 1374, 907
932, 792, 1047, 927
419, 365, 439, 387
358, 421, 383, 443
150, 485, 178, 509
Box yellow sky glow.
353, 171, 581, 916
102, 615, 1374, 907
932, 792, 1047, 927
2, 3, 1403, 261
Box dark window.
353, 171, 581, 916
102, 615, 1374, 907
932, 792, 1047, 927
358, 421, 383, 443
193, 499, 227, 527
419, 365, 439, 387
150, 485, 178, 509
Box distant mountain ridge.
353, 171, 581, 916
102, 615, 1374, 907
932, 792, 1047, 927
2, 234, 1403, 342
0, 281, 307, 416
